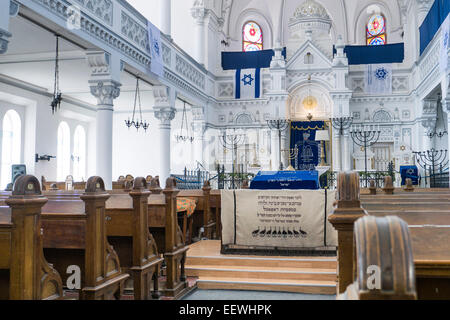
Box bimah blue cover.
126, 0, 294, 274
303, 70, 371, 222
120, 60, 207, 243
250, 171, 319, 190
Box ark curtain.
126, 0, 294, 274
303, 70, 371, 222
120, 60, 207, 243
290, 121, 325, 170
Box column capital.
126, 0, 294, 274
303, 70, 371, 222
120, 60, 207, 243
191, 1, 207, 24
0, 29, 11, 54
89, 80, 121, 108
154, 107, 176, 127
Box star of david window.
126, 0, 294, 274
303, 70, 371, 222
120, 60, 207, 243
366, 14, 387, 46
243, 21, 263, 52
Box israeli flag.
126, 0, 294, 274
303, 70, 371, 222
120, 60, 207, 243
147, 20, 164, 77
365, 64, 392, 95
440, 14, 450, 72
235, 68, 261, 99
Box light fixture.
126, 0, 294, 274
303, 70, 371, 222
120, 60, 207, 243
125, 76, 149, 132
175, 101, 194, 143
51, 35, 62, 114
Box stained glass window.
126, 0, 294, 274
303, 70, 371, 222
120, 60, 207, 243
243, 21, 263, 52
366, 14, 386, 46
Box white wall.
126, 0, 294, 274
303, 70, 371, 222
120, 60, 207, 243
0, 82, 94, 184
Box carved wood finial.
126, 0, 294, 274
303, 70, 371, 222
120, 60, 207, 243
242, 180, 250, 189
85, 176, 106, 193
383, 176, 394, 195
336, 171, 360, 207
165, 177, 177, 190
133, 177, 147, 191
150, 178, 162, 194
12, 175, 42, 197
351, 216, 416, 300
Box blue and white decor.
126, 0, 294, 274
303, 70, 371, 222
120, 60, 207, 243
235, 68, 261, 99
147, 20, 163, 77
365, 64, 392, 95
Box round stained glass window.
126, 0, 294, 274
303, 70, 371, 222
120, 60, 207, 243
367, 15, 385, 36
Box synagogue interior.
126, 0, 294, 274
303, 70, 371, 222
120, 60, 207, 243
0, 0, 449, 303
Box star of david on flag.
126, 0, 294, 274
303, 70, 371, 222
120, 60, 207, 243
147, 20, 163, 77
235, 68, 261, 99
365, 64, 392, 95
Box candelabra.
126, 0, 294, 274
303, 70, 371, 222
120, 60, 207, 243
282, 146, 299, 170
330, 117, 353, 135
413, 149, 448, 187
267, 119, 289, 171
125, 77, 149, 132
427, 130, 448, 139
350, 125, 381, 187
219, 131, 245, 189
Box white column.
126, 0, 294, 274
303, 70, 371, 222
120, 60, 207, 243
270, 131, 280, 171
191, 6, 206, 65
193, 125, 205, 167
154, 108, 176, 185
160, 0, 171, 37
332, 131, 341, 172
342, 130, 351, 171
89, 81, 121, 190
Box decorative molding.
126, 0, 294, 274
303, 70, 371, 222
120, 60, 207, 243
75, 0, 113, 26
162, 42, 171, 66
31, 0, 150, 68
10, 0, 20, 17
89, 80, 121, 107
175, 54, 205, 90
154, 107, 176, 126
0, 29, 11, 54
121, 10, 150, 53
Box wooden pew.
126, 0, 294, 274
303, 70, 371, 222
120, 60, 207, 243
41, 176, 129, 300
0, 175, 63, 300
149, 178, 192, 298
340, 215, 417, 300
330, 171, 450, 299
105, 177, 163, 300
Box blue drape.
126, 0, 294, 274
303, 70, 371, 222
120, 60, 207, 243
332, 43, 404, 65
420, 0, 450, 55
222, 48, 287, 70
290, 121, 324, 170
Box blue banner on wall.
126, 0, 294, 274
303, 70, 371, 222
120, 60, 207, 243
221, 48, 287, 70
420, 0, 450, 55
290, 121, 325, 171
332, 43, 405, 65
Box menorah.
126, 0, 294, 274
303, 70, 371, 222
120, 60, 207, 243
350, 125, 381, 187
413, 149, 448, 187
219, 131, 245, 189
330, 116, 353, 135
282, 146, 299, 170
267, 119, 289, 171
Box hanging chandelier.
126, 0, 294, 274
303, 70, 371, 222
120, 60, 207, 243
51, 35, 62, 114
175, 101, 194, 143
125, 76, 149, 132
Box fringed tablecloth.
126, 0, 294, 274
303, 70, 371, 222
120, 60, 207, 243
177, 198, 197, 217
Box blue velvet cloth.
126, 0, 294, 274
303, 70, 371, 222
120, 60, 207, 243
250, 171, 320, 190
420, 0, 450, 55
332, 43, 405, 65
400, 166, 419, 186
221, 48, 287, 70
290, 122, 324, 171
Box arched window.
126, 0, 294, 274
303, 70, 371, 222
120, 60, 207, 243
366, 14, 386, 45
243, 21, 263, 52
73, 126, 86, 182
57, 122, 71, 181
1, 110, 21, 189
